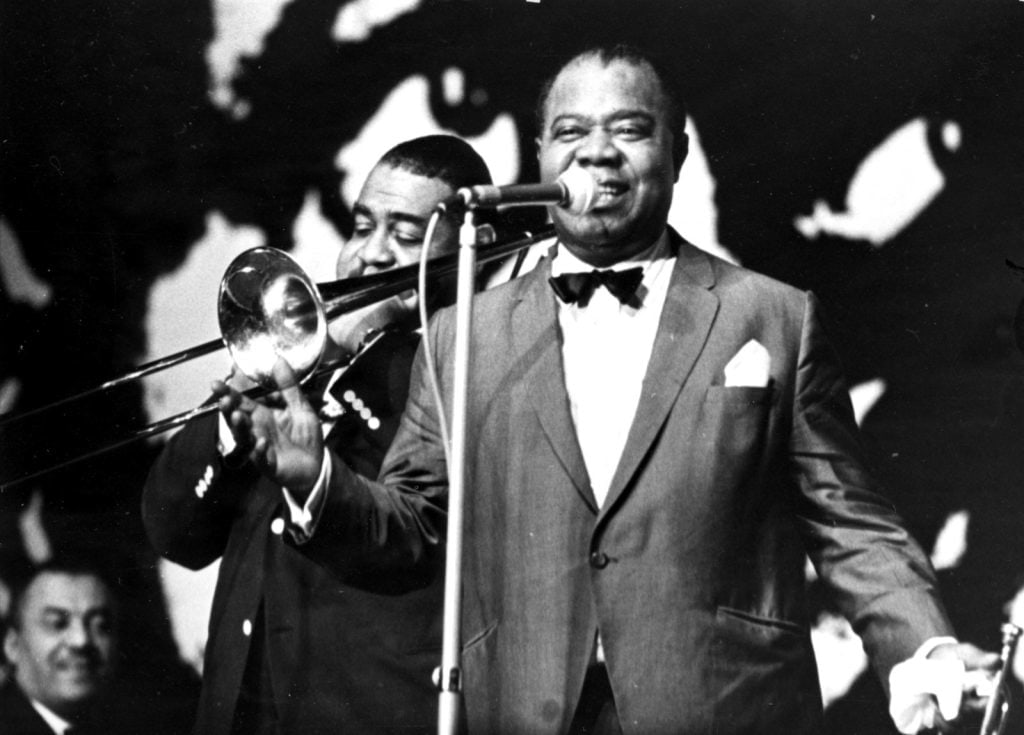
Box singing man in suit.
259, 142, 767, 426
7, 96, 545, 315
142, 135, 492, 735
212, 47, 997, 734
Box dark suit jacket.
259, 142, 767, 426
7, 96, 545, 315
142, 330, 442, 735
0, 676, 146, 734
311, 230, 953, 735
0, 682, 54, 735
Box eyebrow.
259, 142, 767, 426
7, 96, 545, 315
352, 204, 428, 228
388, 213, 429, 229
352, 203, 374, 220
549, 110, 656, 127
41, 604, 112, 615
353, 205, 429, 231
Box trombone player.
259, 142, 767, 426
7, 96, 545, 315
142, 134, 492, 735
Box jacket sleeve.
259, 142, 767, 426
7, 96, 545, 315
294, 315, 449, 582
141, 411, 256, 570
788, 292, 953, 685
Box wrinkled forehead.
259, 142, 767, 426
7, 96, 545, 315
355, 163, 456, 219
541, 56, 668, 128
20, 572, 113, 619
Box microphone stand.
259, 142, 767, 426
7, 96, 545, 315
438, 210, 479, 735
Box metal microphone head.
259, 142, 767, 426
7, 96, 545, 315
556, 166, 598, 215
437, 169, 598, 215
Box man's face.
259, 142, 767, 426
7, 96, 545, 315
336, 163, 457, 279
4, 572, 115, 718
538, 56, 682, 267
328, 163, 457, 351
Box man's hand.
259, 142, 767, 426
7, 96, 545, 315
327, 294, 411, 356
926, 641, 1001, 732
212, 358, 324, 501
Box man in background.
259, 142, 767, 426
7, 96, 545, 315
143, 135, 492, 735
2, 557, 118, 734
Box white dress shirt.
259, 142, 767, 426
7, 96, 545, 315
29, 697, 73, 734
551, 231, 675, 507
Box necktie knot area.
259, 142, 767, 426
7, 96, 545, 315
549, 267, 643, 306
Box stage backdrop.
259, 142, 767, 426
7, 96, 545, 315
2, 2, 1024, 732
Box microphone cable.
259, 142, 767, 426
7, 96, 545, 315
417, 209, 453, 470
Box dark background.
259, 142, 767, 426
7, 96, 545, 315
2, 1, 1023, 732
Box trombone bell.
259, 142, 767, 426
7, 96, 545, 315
219, 247, 327, 386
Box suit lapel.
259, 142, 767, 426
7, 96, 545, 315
512, 259, 596, 511
599, 234, 720, 519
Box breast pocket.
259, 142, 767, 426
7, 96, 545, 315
703, 385, 774, 407
695, 386, 774, 474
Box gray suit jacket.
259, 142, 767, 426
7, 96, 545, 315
313, 230, 952, 735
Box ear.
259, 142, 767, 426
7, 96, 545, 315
3, 627, 19, 666
535, 137, 542, 163
673, 132, 689, 183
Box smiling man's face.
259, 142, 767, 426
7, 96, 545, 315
537, 55, 682, 267
3, 571, 116, 719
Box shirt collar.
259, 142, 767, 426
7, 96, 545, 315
549, 229, 672, 277
29, 697, 74, 734
549, 229, 674, 311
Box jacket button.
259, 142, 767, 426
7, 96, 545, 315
242, 619, 252, 636
589, 551, 609, 569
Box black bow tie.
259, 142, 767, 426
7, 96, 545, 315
548, 267, 644, 306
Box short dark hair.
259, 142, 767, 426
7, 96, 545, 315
378, 134, 493, 191
534, 44, 689, 170
6, 556, 116, 632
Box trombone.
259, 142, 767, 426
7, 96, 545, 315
0, 226, 554, 490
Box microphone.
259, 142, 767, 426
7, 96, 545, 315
440, 166, 597, 215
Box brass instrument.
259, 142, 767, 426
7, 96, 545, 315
979, 622, 1022, 735
0, 226, 554, 490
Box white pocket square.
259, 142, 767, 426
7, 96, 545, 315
724, 339, 771, 387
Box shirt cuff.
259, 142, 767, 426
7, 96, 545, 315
281, 452, 331, 544
217, 412, 237, 456
888, 637, 964, 734
914, 636, 959, 660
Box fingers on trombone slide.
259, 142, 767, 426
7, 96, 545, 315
245, 434, 271, 471
269, 356, 304, 400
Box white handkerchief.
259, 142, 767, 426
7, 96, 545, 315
888, 656, 964, 733
723, 339, 771, 387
